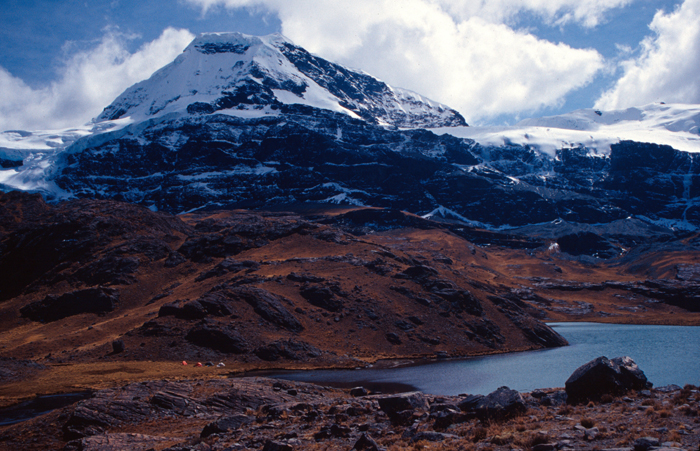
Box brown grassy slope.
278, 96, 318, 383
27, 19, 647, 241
1, 192, 700, 406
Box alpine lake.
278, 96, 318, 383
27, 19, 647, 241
269, 322, 700, 395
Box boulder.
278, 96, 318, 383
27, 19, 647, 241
350, 387, 369, 397
299, 285, 343, 312
633, 436, 660, 451
432, 409, 470, 429
196, 293, 235, 316
352, 433, 379, 451
159, 294, 236, 319
395, 265, 439, 280
565, 356, 651, 404
458, 387, 526, 421
164, 251, 186, 268
539, 390, 567, 407
263, 441, 294, 451
181, 300, 208, 320
111, 340, 125, 354
612, 356, 651, 391
200, 414, 252, 437
287, 272, 325, 283
377, 391, 428, 424
385, 332, 402, 345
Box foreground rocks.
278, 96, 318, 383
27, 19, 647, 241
0, 375, 697, 451
566, 356, 652, 404
0, 357, 697, 451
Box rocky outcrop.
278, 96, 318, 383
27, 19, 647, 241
20, 288, 119, 322
253, 340, 321, 361
489, 295, 568, 348
185, 323, 248, 354
200, 414, 252, 438
0, 193, 189, 303
1, 374, 698, 451
232, 287, 304, 332
394, 265, 483, 316
565, 356, 651, 404
530, 278, 700, 312
158, 292, 238, 320
299, 285, 344, 312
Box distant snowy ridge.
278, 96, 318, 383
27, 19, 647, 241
517, 103, 700, 133
433, 103, 700, 156
96, 32, 466, 129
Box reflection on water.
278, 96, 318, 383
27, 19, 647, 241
272, 322, 700, 395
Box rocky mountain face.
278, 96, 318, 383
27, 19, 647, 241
0, 32, 697, 260
55, 111, 700, 251
40, 33, 697, 254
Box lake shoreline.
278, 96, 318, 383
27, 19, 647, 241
259, 322, 700, 396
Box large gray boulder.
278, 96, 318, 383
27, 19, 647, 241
377, 391, 429, 424
565, 356, 651, 404
457, 386, 527, 421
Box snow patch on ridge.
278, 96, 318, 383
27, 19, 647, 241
432, 103, 700, 156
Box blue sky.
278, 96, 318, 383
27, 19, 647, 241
1, 0, 698, 130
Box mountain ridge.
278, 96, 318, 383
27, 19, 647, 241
1, 33, 700, 247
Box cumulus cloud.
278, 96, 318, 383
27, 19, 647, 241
436, 0, 633, 28
595, 0, 700, 110
186, 0, 612, 123
0, 27, 194, 131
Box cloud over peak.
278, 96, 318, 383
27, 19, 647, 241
185, 0, 615, 122
0, 27, 194, 131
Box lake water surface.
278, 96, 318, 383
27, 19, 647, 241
272, 322, 700, 395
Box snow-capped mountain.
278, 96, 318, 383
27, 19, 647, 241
97, 32, 466, 129
3, 32, 700, 254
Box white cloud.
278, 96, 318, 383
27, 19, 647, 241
596, 0, 700, 110
0, 27, 194, 132
436, 0, 632, 28
185, 0, 610, 123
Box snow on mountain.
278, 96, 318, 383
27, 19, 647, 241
4, 32, 700, 238
0, 120, 132, 198
95, 32, 466, 129
432, 103, 700, 156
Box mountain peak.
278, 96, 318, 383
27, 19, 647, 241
95, 32, 466, 129
187, 32, 287, 55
